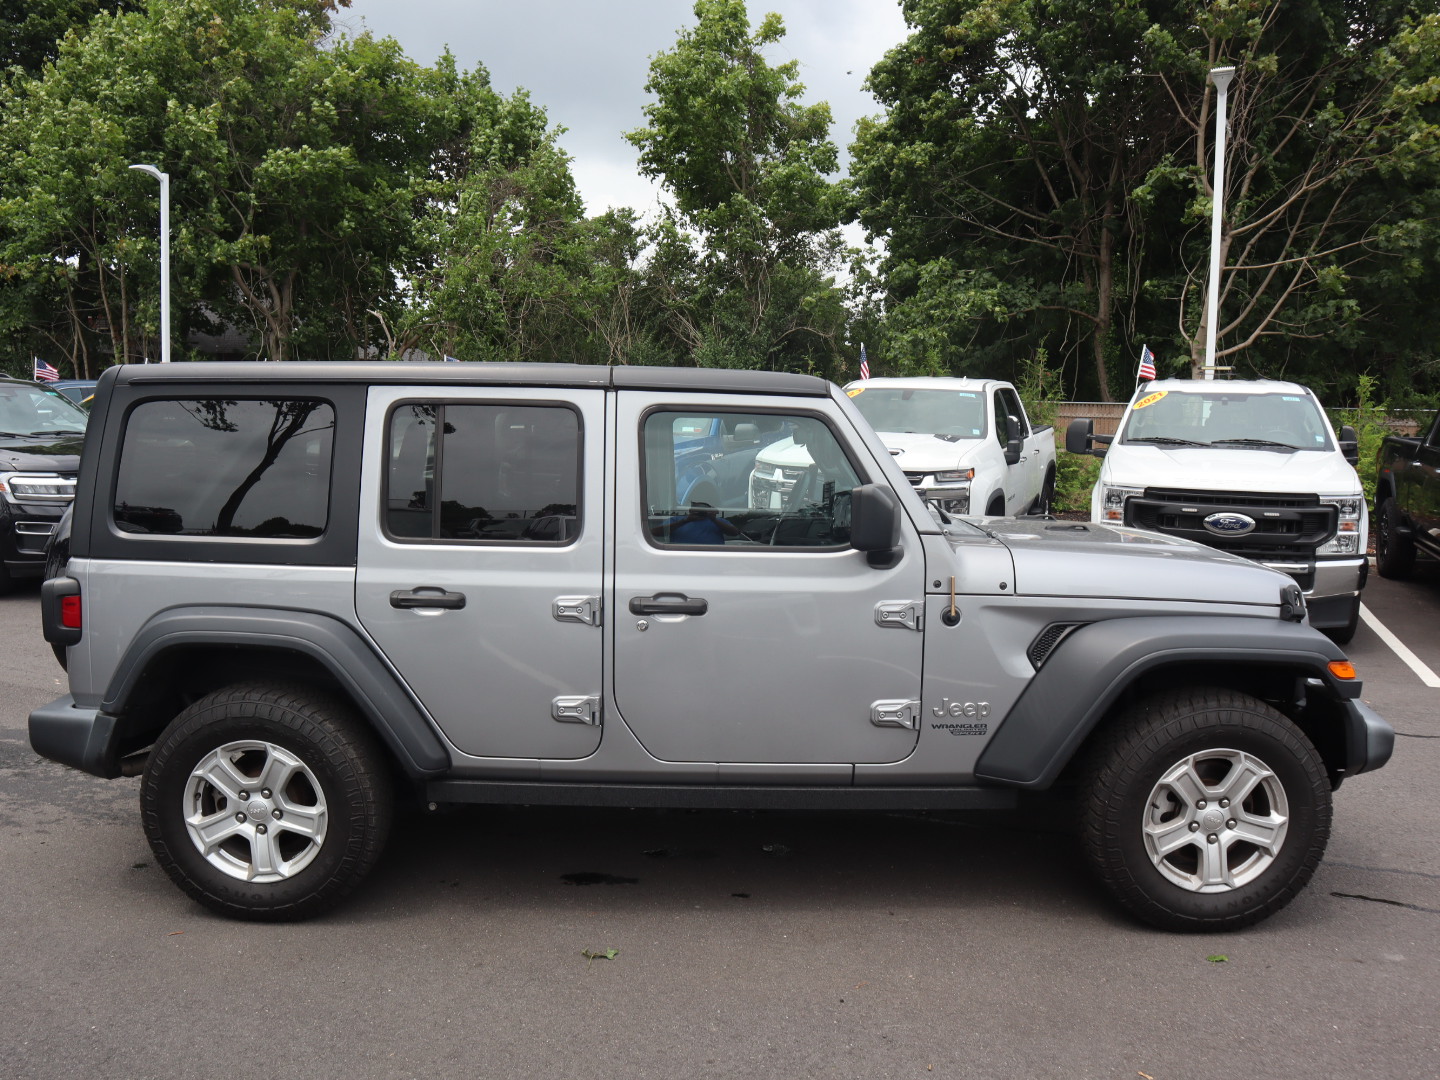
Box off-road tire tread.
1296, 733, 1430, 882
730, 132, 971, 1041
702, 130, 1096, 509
1080, 686, 1331, 933
141, 681, 392, 922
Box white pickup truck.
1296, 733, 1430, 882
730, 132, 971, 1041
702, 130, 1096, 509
1066, 378, 1367, 643
749, 377, 1057, 517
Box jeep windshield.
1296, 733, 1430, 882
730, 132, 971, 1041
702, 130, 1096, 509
849, 387, 987, 440
1119, 390, 1332, 452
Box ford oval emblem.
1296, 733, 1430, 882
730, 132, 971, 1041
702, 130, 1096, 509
1203, 512, 1256, 536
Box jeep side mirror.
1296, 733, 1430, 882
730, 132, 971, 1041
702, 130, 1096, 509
1004, 415, 1023, 466
850, 483, 902, 568
1338, 424, 1359, 466
1066, 417, 1110, 457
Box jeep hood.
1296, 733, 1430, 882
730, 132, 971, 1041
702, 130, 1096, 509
977, 517, 1291, 605
1103, 445, 1360, 494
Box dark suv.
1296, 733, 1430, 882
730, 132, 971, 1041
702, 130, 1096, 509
0, 374, 87, 592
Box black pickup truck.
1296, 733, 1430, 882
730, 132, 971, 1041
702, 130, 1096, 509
1374, 411, 1440, 577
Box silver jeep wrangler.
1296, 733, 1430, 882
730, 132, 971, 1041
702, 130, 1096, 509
32, 362, 1393, 930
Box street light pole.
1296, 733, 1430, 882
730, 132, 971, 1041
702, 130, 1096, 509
1202, 66, 1235, 381
128, 164, 170, 363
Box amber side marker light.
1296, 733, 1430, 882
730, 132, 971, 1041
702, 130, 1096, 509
1328, 661, 1356, 680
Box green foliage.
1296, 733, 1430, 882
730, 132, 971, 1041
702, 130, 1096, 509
851, 0, 1440, 401
1327, 373, 1393, 511
1015, 347, 1062, 430
0, 0, 490, 371
1054, 452, 1100, 515
625, 0, 849, 373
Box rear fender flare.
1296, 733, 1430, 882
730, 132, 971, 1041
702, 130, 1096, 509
103, 606, 451, 778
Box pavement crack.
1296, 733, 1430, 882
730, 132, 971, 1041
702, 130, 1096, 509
1331, 891, 1440, 915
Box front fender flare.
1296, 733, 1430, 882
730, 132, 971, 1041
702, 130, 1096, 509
974, 616, 1355, 789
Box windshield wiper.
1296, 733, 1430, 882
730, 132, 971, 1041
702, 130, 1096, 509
1126, 436, 1210, 447
1210, 438, 1298, 449
30, 428, 85, 436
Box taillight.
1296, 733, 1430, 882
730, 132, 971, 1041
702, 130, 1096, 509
60, 595, 82, 630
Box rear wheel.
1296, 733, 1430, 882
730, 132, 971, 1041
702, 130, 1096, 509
1081, 687, 1331, 932
141, 682, 393, 920
1375, 498, 1416, 580
1031, 469, 1056, 516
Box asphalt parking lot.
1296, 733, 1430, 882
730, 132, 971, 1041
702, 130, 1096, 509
0, 567, 1436, 1080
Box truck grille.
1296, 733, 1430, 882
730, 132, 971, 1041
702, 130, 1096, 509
1128, 487, 1335, 556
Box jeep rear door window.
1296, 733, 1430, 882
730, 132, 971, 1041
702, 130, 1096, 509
643, 410, 861, 548
113, 398, 333, 537
385, 403, 580, 543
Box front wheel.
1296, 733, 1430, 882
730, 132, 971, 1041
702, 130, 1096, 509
141, 682, 393, 921
1081, 688, 1331, 932
1375, 498, 1416, 580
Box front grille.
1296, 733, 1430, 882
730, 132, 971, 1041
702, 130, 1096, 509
1128, 488, 1335, 555
902, 471, 927, 490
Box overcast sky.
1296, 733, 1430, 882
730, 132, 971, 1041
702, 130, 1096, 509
336, 0, 911, 222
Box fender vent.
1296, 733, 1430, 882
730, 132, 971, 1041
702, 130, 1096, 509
1028, 622, 1084, 670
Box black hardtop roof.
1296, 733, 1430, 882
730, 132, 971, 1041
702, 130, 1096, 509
104, 361, 831, 397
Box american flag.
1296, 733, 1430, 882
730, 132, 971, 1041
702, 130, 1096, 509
1137, 344, 1157, 381
859, 343, 870, 380
33, 358, 60, 383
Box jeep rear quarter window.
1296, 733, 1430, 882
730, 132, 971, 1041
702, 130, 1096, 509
112, 398, 334, 538
384, 402, 581, 543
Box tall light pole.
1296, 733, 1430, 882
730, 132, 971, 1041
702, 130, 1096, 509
1202, 66, 1235, 380
128, 164, 170, 363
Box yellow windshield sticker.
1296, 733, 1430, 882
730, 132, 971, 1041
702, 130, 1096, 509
846, 387, 865, 397
1132, 390, 1167, 410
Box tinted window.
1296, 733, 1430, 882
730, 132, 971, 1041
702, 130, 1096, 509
644, 410, 862, 548
114, 399, 333, 538
386, 403, 580, 544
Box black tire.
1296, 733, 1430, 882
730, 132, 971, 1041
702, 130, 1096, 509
986, 493, 1005, 516
1080, 687, 1331, 932
1031, 469, 1056, 516
141, 682, 393, 921
1375, 498, 1416, 580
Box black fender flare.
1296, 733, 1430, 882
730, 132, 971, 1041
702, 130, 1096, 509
974, 616, 1357, 789
103, 606, 451, 778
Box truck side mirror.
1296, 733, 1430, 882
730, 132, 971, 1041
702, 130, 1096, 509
1004, 415, 1023, 466
1338, 424, 1359, 466
850, 483, 902, 568
1066, 417, 1110, 457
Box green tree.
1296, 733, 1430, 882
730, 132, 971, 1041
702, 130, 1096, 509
0, 1, 142, 76
852, 0, 1440, 401
0, 0, 481, 371
625, 0, 850, 374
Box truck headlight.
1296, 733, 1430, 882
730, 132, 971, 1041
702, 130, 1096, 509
1100, 485, 1144, 523
934, 468, 974, 483
1317, 494, 1364, 555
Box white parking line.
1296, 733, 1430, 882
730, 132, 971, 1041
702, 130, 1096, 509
1360, 604, 1440, 688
